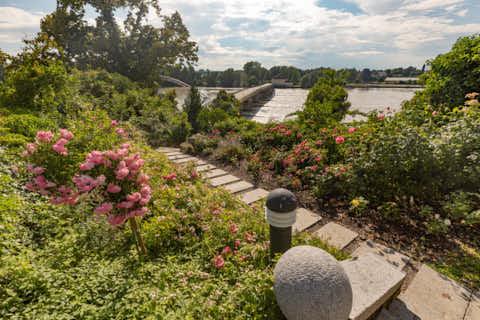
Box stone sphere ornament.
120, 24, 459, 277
274, 245, 353, 320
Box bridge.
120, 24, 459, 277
159, 75, 191, 87
234, 83, 274, 109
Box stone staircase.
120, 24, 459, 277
157, 147, 479, 320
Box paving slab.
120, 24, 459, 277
341, 253, 406, 320
353, 241, 410, 270
173, 157, 199, 164
164, 151, 183, 156
240, 188, 269, 204
391, 264, 471, 320
204, 169, 228, 178
312, 222, 358, 250
167, 154, 190, 160
222, 181, 254, 194
292, 208, 322, 234
209, 174, 240, 187
157, 147, 179, 153
195, 164, 216, 172
466, 291, 480, 320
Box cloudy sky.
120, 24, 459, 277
1, 0, 479, 70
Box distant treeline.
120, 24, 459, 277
168, 61, 424, 88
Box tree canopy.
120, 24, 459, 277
420, 34, 480, 107
40, 0, 198, 85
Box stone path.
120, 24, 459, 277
157, 147, 479, 320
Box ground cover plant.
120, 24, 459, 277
0, 106, 346, 318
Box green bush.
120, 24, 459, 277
0, 114, 54, 138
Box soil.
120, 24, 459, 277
199, 152, 480, 290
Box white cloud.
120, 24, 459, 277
0, 7, 43, 30
343, 50, 384, 56
403, 0, 464, 11
0, 7, 44, 48
1, 1, 479, 70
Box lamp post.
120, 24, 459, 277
265, 188, 297, 256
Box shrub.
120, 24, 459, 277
0, 114, 54, 138
197, 108, 230, 132
0, 36, 68, 113
214, 138, 247, 164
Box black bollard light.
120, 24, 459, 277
265, 188, 297, 257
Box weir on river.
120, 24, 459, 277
159, 86, 420, 123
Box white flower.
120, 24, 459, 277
435, 214, 440, 219
444, 219, 451, 226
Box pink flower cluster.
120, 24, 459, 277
25, 129, 152, 227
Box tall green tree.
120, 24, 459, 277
184, 86, 203, 132
297, 69, 350, 129
420, 34, 480, 107
40, 0, 198, 85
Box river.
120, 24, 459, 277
242, 87, 421, 123
159, 87, 421, 123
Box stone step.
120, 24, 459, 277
173, 156, 199, 164
204, 169, 227, 178
209, 174, 240, 187
387, 264, 472, 320
341, 253, 406, 320
240, 188, 269, 205
313, 222, 358, 250
167, 154, 190, 160
157, 147, 180, 153
164, 151, 183, 156
223, 181, 254, 194
353, 241, 410, 271
195, 164, 216, 172
292, 208, 322, 234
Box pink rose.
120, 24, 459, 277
117, 201, 135, 209
59, 129, 73, 140
32, 166, 45, 175
139, 195, 151, 206
210, 255, 225, 269
36, 131, 54, 143
111, 120, 117, 127
107, 214, 127, 227
115, 128, 126, 137
335, 136, 344, 144
126, 192, 142, 202
107, 184, 122, 193
95, 202, 113, 215
26, 143, 37, 153
377, 113, 385, 120
116, 168, 129, 180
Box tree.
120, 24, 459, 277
40, 0, 198, 85
297, 69, 350, 129
0, 35, 68, 113
218, 68, 236, 87
360, 68, 372, 83
184, 86, 203, 132
420, 34, 480, 107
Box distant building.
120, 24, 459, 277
384, 77, 419, 84
272, 78, 294, 88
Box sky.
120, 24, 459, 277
0, 0, 479, 70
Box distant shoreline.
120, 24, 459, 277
345, 83, 425, 89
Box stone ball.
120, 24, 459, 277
266, 188, 297, 212
274, 245, 353, 320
